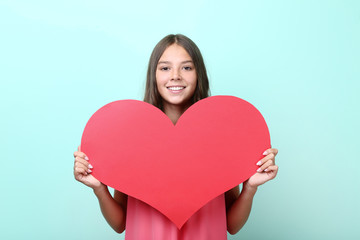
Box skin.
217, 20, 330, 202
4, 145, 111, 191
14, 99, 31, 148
225, 148, 278, 234
73, 43, 279, 234
74, 146, 127, 233
156, 44, 197, 124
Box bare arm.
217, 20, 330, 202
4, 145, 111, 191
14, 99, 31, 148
225, 148, 279, 234
74, 148, 127, 233
93, 186, 127, 233
225, 184, 257, 234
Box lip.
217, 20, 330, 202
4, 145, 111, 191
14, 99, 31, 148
166, 85, 186, 93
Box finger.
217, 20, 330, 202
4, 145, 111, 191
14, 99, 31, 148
257, 160, 274, 172
73, 151, 89, 161
74, 162, 90, 174
265, 165, 279, 172
75, 157, 93, 171
74, 156, 92, 166
74, 166, 89, 178
256, 153, 275, 166
74, 160, 93, 173
263, 148, 278, 156
264, 165, 279, 178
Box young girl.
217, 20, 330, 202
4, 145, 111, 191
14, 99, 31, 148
73, 34, 278, 239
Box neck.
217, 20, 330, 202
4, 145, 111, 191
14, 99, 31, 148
163, 102, 191, 125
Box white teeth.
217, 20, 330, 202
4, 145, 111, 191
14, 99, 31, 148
168, 87, 185, 90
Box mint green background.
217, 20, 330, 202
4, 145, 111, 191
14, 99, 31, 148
1, 0, 359, 239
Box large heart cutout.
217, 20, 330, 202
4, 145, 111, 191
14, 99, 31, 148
81, 95, 270, 229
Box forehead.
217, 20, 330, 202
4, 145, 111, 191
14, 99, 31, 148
158, 44, 192, 62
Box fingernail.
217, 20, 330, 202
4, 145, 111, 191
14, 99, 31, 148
257, 167, 262, 172
88, 164, 93, 169
85, 156, 89, 161
256, 161, 262, 166
87, 169, 92, 173
263, 150, 268, 155
264, 168, 268, 172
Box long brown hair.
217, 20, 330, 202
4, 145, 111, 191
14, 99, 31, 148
144, 34, 210, 110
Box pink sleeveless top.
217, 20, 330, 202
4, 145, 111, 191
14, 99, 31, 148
125, 194, 227, 240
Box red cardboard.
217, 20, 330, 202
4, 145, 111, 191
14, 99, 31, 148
81, 95, 270, 229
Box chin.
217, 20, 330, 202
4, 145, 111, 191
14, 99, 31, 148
164, 97, 192, 108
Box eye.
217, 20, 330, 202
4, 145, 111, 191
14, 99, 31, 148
183, 66, 193, 71
160, 66, 170, 71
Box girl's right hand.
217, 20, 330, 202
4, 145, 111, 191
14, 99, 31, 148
73, 146, 103, 190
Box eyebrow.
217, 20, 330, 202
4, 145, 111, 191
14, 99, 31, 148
158, 60, 193, 65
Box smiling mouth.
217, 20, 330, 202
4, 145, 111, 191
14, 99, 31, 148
167, 86, 185, 91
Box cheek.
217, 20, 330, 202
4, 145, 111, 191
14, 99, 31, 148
190, 73, 197, 89
156, 71, 167, 86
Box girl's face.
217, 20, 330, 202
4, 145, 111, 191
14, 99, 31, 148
156, 44, 197, 109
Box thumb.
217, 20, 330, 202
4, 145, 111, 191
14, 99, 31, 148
78, 145, 81, 152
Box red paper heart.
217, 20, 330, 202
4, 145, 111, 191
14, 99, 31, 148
81, 96, 270, 229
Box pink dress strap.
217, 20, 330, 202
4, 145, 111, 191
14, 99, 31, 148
125, 194, 227, 240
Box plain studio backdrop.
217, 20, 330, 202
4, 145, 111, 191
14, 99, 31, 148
1, 0, 359, 239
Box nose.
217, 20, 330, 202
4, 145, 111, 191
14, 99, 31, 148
171, 68, 181, 81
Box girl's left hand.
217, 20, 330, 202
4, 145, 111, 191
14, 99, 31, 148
245, 148, 279, 188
